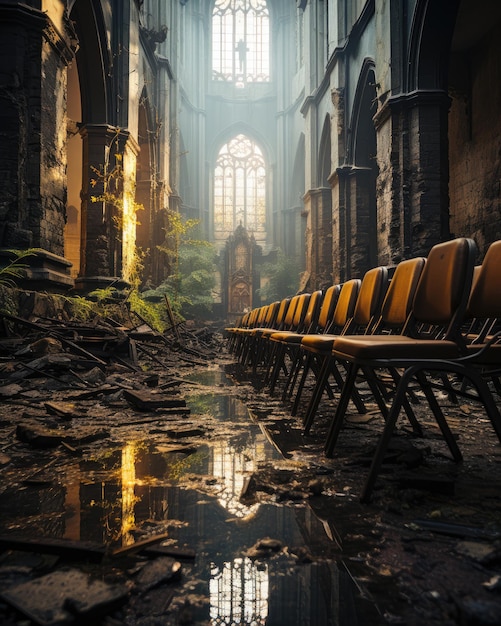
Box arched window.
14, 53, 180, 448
214, 134, 266, 243
212, 0, 270, 87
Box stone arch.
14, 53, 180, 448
135, 87, 155, 251
70, 0, 110, 124
408, 0, 460, 92
285, 134, 306, 265
349, 61, 378, 270
380, 0, 460, 258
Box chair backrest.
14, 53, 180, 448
246, 307, 260, 328
326, 279, 361, 334
283, 294, 301, 329
301, 290, 323, 333
351, 266, 388, 333
255, 305, 269, 327
410, 237, 477, 339
289, 293, 311, 331
317, 284, 341, 332
374, 256, 426, 331
466, 240, 501, 319
263, 301, 280, 328
273, 297, 291, 329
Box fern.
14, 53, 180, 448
0, 248, 40, 287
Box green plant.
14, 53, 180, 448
156, 212, 217, 320
257, 249, 300, 301
0, 248, 39, 287
89, 129, 144, 284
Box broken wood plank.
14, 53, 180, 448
16, 424, 63, 449
111, 532, 170, 558
412, 519, 501, 541
123, 389, 187, 411
44, 401, 81, 420
0, 535, 106, 561
134, 557, 182, 591
141, 545, 196, 560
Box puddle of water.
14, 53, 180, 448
183, 367, 231, 387
0, 366, 383, 625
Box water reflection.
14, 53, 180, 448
0, 368, 379, 624
211, 557, 269, 624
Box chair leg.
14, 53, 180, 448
360, 366, 417, 502
302, 355, 331, 434
388, 368, 424, 435
268, 344, 287, 395
324, 363, 360, 456
291, 352, 314, 416
415, 371, 462, 462
282, 349, 302, 401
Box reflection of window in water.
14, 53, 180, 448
210, 558, 269, 625
211, 438, 261, 518
209, 398, 265, 517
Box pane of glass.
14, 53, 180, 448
214, 134, 266, 243
212, 0, 270, 84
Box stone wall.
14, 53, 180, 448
0, 3, 75, 256
449, 29, 501, 255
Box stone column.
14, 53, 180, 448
0, 1, 76, 289
375, 89, 451, 261
303, 187, 332, 289
78, 124, 138, 289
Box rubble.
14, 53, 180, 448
0, 305, 500, 624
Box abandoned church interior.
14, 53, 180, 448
1, 0, 501, 315
2, 1, 501, 625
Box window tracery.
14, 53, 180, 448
212, 0, 270, 86
214, 134, 266, 243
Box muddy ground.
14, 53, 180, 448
0, 321, 500, 625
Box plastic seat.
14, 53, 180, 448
318, 237, 479, 501
277, 284, 342, 403
290, 279, 361, 416
299, 266, 389, 431
266, 289, 323, 394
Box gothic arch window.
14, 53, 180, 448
212, 0, 270, 86
214, 134, 266, 244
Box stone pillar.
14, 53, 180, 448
77, 124, 138, 290
0, 1, 76, 289
375, 90, 451, 261
303, 187, 332, 289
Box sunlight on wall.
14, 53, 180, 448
121, 149, 140, 282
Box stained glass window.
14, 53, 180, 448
214, 134, 266, 243
212, 0, 270, 86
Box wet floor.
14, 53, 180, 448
0, 366, 384, 625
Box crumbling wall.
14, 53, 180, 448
39, 23, 69, 256
0, 4, 75, 256
0, 6, 36, 248
449, 29, 501, 255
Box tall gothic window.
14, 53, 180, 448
214, 134, 266, 243
212, 0, 270, 87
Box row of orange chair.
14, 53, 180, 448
226, 238, 501, 501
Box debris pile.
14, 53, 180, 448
0, 307, 223, 625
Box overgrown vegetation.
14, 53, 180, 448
0, 249, 38, 288
257, 249, 300, 301
145, 211, 217, 321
